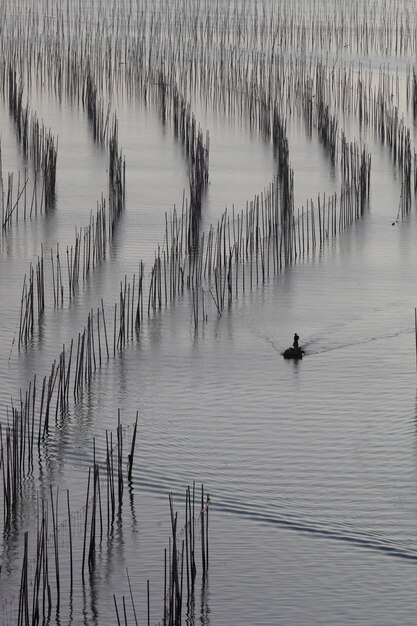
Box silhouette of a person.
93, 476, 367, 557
293, 333, 300, 349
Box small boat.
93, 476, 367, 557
283, 346, 304, 359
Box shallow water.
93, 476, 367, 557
1, 0, 417, 624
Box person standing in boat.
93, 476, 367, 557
293, 333, 300, 350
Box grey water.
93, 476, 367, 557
1, 1, 417, 624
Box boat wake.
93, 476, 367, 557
213, 497, 417, 562
134, 474, 417, 564
264, 327, 414, 357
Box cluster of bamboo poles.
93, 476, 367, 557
62, 118, 125, 294
0, 65, 59, 229
164, 129, 369, 326
162, 485, 209, 626
17, 118, 125, 347
5, 5, 389, 121
0, 0, 411, 591
23, 276, 136, 407
18, 252, 45, 349
82, 69, 112, 145
16, 266, 145, 434
13, 411, 139, 625
271, 105, 293, 225
1, 403, 36, 527
18, 122, 369, 351
7, 54, 406, 245
0, 161, 53, 229
147, 53, 412, 208
1, 74, 116, 234
1, 0, 410, 622
340, 134, 371, 216
0, 0, 414, 123
5, 64, 58, 209
83, 411, 138, 574
113, 482, 210, 626
143, 140, 370, 329
145, 60, 398, 229
19, 260, 145, 386
15, 481, 209, 626
7, 24, 375, 483
188, 125, 210, 249
72, 270, 145, 398
1, 392, 204, 626
67, 199, 107, 293
2, 0, 417, 104
0, 0, 414, 232
0, 392, 138, 534
314, 64, 339, 163
1, 0, 411, 153
0, 365, 75, 530
0, 350, 72, 513
13, 73, 203, 345
152, 78, 210, 247
109, 118, 126, 232
272, 106, 289, 180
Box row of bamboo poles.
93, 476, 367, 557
0, 5, 409, 126
12, 139, 370, 465
0, 393, 208, 625
3, 2, 375, 561
0, 0, 415, 154
146, 59, 411, 218
15, 76, 211, 346
0, 0, 408, 595
82, 68, 112, 146
7, 407, 196, 626
17, 117, 125, 347
1, 12, 416, 242
14, 480, 209, 626
0, 393, 137, 522
15, 63, 371, 349
113, 482, 210, 626
2, 0, 417, 104
0, 164, 47, 229
0, 1, 406, 622
5, 64, 58, 209
17, 146, 370, 352
13, 41, 383, 348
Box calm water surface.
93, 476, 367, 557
1, 1, 417, 624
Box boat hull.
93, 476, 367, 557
283, 347, 304, 359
